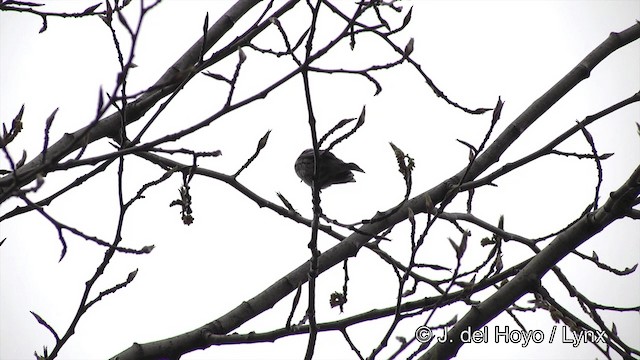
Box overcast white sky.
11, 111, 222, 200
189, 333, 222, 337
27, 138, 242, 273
1, 1, 639, 359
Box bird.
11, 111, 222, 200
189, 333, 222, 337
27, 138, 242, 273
294, 148, 364, 190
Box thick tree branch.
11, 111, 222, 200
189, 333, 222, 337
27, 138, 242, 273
110, 21, 640, 360
420, 163, 640, 359
0, 0, 274, 202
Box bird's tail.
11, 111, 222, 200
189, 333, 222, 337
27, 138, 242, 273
348, 163, 364, 173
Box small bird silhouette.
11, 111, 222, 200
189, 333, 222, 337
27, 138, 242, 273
294, 149, 364, 190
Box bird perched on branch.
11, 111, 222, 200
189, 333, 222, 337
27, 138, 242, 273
294, 149, 364, 190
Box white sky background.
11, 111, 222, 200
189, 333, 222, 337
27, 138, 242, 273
1, 0, 639, 359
